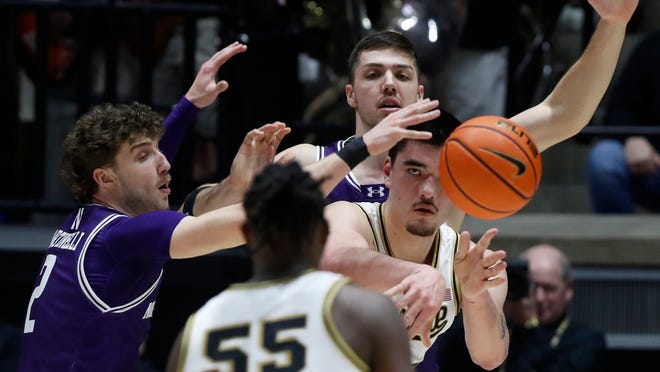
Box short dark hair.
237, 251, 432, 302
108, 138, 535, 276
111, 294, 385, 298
388, 109, 461, 164
243, 162, 326, 253
61, 102, 164, 203
347, 30, 420, 84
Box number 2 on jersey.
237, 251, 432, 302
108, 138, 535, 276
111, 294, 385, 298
24, 254, 57, 333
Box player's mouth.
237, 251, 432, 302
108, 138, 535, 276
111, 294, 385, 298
378, 97, 401, 113
158, 180, 171, 195
413, 203, 438, 216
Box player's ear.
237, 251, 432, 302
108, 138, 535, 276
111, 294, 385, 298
383, 156, 393, 188
417, 85, 424, 100
346, 84, 357, 108
93, 167, 116, 188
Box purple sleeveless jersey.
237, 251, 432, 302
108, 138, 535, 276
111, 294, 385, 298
317, 138, 389, 204
18, 205, 185, 372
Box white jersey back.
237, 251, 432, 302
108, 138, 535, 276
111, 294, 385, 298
175, 270, 368, 372
356, 202, 462, 365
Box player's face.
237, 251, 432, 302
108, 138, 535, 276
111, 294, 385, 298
348, 48, 423, 129
384, 141, 453, 237
111, 137, 172, 215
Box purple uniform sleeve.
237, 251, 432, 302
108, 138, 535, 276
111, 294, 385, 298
105, 210, 187, 260
160, 97, 200, 162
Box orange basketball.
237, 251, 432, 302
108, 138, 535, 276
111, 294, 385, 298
438, 116, 542, 219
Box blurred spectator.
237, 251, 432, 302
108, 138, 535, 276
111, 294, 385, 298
587, 29, 660, 214
503, 244, 607, 372
435, 245, 607, 372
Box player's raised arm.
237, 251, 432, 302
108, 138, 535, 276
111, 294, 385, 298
511, 0, 638, 152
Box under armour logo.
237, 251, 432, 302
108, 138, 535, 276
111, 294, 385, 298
366, 186, 386, 198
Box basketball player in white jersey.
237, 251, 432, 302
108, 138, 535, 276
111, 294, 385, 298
319, 1, 639, 369
166, 162, 412, 372
321, 116, 509, 369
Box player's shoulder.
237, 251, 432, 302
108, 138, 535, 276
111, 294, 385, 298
325, 200, 368, 219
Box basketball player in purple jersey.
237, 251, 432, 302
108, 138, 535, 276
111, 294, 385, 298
17, 42, 439, 370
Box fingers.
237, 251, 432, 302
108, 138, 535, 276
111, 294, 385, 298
242, 128, 265, 146
475, 228, 498, 253
384, 282, 407, 299
455, 231, 471, 262
256, 122, 290, 149
214, 80, 230, 94
270, 128, 291, 149
209, 41, 247, 67
397, 99, 440, 130
405, 305, 433, 347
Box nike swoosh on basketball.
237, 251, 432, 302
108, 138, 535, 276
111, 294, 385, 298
480, 148, 526, 176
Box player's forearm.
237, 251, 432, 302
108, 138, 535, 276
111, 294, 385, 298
513, 19, 627, 152
170, 203, 247, 259
462, 291, 509, 370
160, 97, 200, 162
323, 247, 419, 291
191, 177, 247, 216
305, 154, 352, 197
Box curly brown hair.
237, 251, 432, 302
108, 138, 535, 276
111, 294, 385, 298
61, 102, 164, 203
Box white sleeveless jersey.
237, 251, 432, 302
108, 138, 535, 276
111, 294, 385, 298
174, 270, 368, 372
356, 202, 462, 365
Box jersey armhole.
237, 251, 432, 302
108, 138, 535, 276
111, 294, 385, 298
181, 185, 213, 216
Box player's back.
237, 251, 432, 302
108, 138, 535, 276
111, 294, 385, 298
18, 205, 172, 371
174, 270, 369, 371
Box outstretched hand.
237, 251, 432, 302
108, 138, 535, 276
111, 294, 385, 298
184, 41, 247, 108
384, 265, 445, 346
362, 98, 439, 156
228, 122, 291, 190
589, 0, 638, 25
454, 228, 507, 304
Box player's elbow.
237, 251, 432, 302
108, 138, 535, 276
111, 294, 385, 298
319, 249, 342, 272
471, 345, 508, 371
320, 244, 356, 274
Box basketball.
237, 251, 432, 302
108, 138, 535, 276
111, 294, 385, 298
438, 116, 542, 219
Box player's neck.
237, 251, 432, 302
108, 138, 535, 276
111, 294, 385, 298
251, 262, 312, 282
351, 154, 387, 183
90, 196, 132, 216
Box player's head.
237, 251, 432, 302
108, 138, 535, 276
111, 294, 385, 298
347, 30, 421, 85
243, 162, 328, 272
346, 31, 425, 131
62, 102, 165, 205
383, 110, 460, 237
522, 244, 574, 325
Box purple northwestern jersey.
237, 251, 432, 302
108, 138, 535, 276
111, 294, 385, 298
19, 205, 185, 372
317, 138, 389, 203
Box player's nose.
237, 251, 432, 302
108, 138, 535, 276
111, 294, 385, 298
157, 151, 171, 174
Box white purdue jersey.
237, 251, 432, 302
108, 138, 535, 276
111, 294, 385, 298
356, 202, 462, 365
174, 270, 368, 372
